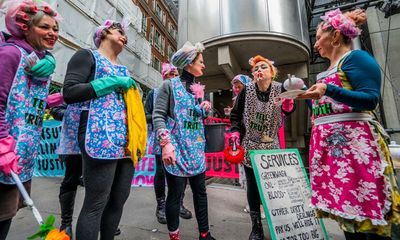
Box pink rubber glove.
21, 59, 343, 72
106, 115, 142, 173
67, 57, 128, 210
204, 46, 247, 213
230, 132, 240, 146
47, 93, 64, 108
162, 142, 176, 166
0, 136, 22, 175
282, 98, 294, 112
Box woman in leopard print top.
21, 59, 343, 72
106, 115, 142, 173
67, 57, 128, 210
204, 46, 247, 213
230, 55, 296, 240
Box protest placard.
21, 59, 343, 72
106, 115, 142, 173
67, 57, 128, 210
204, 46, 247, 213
250, 149, 328, 240
34, 120, 65, 177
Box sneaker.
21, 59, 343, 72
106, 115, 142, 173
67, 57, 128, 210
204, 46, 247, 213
179, 205, 192, 219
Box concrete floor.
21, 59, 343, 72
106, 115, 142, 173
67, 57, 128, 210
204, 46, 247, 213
7, 177, 345, 240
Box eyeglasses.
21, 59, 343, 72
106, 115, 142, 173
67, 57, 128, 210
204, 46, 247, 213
253, 64, 269, 72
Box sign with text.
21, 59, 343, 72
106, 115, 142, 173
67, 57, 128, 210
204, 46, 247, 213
250, 149, 328, 240
132, 154, 155, 187
205, 152, 239, 178
34, 120, 65, 177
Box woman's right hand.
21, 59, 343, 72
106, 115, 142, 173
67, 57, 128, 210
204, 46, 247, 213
162, 142, 176, 166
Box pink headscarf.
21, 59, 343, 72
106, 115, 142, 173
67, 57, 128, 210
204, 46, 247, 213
93, 19, 129, 48
320, 8, 361, 39
4, 0, 60, 38
161, 62, 178, 80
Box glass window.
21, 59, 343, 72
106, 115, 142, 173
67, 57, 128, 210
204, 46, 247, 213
141, 12, 147, 37
152, 56, 161, 72
153, 29, 162, 52
155, 3, 163, 21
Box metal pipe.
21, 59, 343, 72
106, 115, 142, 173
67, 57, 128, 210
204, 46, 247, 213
312, 0, 382, 15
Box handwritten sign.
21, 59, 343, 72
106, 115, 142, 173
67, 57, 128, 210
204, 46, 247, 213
250, 149, 328, 240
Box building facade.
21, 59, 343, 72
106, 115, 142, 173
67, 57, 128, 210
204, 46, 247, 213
133, 0, 178, 73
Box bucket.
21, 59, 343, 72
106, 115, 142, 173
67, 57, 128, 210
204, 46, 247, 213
204, 123, 226, 152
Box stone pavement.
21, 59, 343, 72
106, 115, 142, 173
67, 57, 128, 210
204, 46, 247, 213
7, 177, 345, 240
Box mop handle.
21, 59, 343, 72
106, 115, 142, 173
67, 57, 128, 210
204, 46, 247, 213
10, 171, 44, 225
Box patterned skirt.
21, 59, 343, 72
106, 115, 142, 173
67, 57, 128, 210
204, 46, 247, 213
309, 120, 400, 237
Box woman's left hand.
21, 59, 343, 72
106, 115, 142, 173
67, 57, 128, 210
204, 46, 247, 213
297, 83, 327, 100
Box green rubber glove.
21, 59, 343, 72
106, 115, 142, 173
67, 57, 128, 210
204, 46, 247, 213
30, 54, 56, 78
90, 76, 137, 97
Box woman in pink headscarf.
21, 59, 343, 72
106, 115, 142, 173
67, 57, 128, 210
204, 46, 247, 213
144, 63, 193, 225
299, 8, 400, 239
62, 20, 137, 240
0, 1, 59, 239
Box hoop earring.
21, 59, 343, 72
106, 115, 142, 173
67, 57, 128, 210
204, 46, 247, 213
330, 41, 341, 48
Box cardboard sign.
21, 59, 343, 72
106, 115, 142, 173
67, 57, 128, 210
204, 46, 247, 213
250, 149, 328, 240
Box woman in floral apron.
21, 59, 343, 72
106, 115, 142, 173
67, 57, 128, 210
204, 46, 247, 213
145, 62, 193, 225
298, 8, 400, 240
230, 55, 298, 240
0, 1, 59, 239
62, 20, 137, 240
153, 42, 215, 240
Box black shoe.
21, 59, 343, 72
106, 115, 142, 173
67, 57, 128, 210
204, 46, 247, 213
179, 205, 192, 219
199, 232, 216, 240
156, 198, 167, 224
60, 224, 73, 239
115, 227, 121, 236
248, 211, 264, 240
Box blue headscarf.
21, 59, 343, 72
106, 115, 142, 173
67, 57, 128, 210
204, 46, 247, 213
231, 74, 251, 86
171, 41, 205, 69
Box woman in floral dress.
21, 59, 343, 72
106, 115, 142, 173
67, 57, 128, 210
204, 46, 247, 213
299, 8, 400, 240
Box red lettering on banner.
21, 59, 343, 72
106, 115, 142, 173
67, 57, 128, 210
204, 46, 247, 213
205, 152, 239, 179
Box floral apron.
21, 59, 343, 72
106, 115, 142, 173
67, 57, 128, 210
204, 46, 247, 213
164, 77, 206, 177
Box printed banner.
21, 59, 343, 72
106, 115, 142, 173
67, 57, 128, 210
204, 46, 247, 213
205, 152, 239, 178
132, 131, 156, 187
33, 120, 66, 177
250, 149, 328, 240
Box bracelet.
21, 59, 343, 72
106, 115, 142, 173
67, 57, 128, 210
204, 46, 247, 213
157, 128, 171, 147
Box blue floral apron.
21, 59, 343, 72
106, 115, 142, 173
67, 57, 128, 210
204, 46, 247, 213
0, 44, 51, 184
164, 78, 206, 177
56, 103, 88, 155
84, 50, 130, 160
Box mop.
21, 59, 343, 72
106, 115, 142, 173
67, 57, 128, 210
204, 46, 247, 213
10, 171, 70, 240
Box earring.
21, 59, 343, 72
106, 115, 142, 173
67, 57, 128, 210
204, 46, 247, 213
330, 41, 341, 48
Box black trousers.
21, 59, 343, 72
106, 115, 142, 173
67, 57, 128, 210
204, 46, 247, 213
154, 154, 187, 202
0, 219, 11, 240
59, 154, 82, 195
165, 170, 209, 233
75, 132, 134, 240
59, 154, 83, 226
154, 154, 166, 199
344, 231, 392, 240
244, 165, 261, 213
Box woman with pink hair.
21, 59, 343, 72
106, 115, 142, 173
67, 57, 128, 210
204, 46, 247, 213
299, 8, 400, 239
144, 63, 193, 225
0, 1, 59, 239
